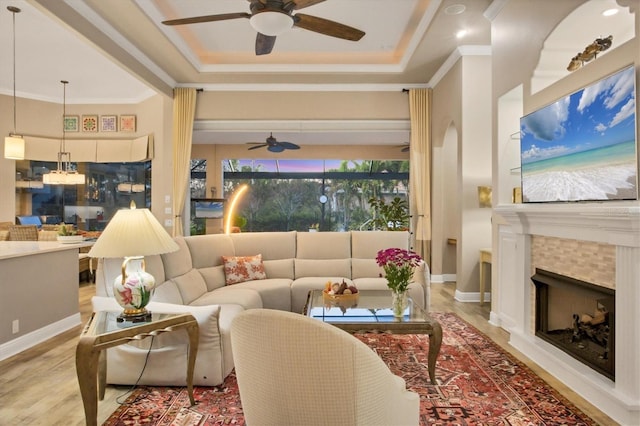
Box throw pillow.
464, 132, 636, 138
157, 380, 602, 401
222, 254, 267, 285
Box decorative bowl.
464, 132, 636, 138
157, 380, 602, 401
322, 290, 359, 311
57, 235, 84, 244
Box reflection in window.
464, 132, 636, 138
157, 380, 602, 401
15, 160, 150, 231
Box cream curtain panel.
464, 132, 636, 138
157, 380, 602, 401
409, 88, 432, 263
171, 88, 197, 236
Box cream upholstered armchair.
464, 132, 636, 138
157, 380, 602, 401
230, 309, 420, 426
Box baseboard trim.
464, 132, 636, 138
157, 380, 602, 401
454, 290, 492, 303
430, 274, 456, 283
0, 314, 81, 361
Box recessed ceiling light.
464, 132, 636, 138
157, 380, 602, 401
444, 4, 466, 15
602, 8, 618, 17
456, 29, 468, 39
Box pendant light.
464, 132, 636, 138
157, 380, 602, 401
4, 6, 25, 160
42, 81, 85, 185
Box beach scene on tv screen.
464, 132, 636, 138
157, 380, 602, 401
520, 65, 637, 202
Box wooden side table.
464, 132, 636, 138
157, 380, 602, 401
76, 311, 199, 426
479, 248, 492, 305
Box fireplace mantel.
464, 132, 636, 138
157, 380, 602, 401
494, 204, 640, 247
492, 202, 640, 425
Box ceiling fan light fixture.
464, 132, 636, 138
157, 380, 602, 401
4, 135, 25, 160
250, 10, 293, 36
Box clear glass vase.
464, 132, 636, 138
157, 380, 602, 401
391, 290, 408, 318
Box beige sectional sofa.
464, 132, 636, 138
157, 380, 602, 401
92, 230, 430, 386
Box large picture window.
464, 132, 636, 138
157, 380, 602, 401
222, 159, 409, 232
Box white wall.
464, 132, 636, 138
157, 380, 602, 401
431, 52, 493, 295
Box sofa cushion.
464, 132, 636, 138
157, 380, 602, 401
222, 254, 267, 285
221, 278, 293, 311
296, 232, 351, 259
171, 268, 208, 305
92, 296, 231, 386
263, 258, 294, 279
230, 231, 296, 260
351, 258, 384, 279
295, 258, 351, 279
351, 231, 410, 258
161, 237, 193, 280
199, 265, 226, 292
185, 233, 235, 268
191, 286, 263, 310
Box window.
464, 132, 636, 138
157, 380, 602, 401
223, 159, 409, 232
16, 160, 150, 230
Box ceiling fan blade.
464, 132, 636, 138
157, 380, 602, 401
268, 145, 286, 153
256, 33, 277, 55
248, 144, 268, 150
293, 13, 365, 41
162, 12, 250, 26
278, 141, 300, 150
290, 0, 326, 10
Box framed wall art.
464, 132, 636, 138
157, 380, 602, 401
100, 115, 117, 132
63, 115, 79, 132
82, 115, 98, 132
120, 115, 136, 132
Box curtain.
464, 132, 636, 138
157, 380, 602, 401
171, 88, 197, 236
409, 88, 432, 263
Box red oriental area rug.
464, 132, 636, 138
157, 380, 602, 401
104, 312, 597, 425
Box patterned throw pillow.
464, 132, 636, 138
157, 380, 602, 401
222, 254, 267, 285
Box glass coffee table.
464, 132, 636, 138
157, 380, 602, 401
304, 289, 441, 384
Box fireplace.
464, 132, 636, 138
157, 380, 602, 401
494, 204, 639, 425
532, 268, 615, 381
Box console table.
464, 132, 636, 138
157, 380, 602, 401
76, 311, 199, 426
479, 248, 492, 305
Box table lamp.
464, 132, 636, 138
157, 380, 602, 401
88, 201, 179, 322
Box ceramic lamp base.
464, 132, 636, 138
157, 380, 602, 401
116, 309, 152, 324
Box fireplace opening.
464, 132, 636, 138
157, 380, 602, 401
532, 269, 615, 381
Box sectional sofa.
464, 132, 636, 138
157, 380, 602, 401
92, 230, 430, 386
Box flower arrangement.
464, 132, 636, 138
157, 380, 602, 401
375, 248, 422, 293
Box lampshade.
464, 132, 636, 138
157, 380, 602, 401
4, 135, 24, 159
43, 169, 85, 185
88, 203, 179, 259
249, 11, 293, 36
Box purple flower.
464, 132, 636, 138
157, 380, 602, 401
376, 248, 422, 293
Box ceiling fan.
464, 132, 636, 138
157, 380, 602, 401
161, 0, 365, 55
395, 142, 410, 152
247, 133, 301, 152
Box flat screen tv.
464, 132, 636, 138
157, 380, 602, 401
193, 199, 225, 219
520, 65, 637, 203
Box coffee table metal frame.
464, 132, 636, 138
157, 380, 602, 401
303, 289, 442, 384
76, 311, 199, 426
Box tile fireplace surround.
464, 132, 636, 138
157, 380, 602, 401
493, 204, 639, 426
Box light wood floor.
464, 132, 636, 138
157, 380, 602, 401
0, 281, 616, 425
